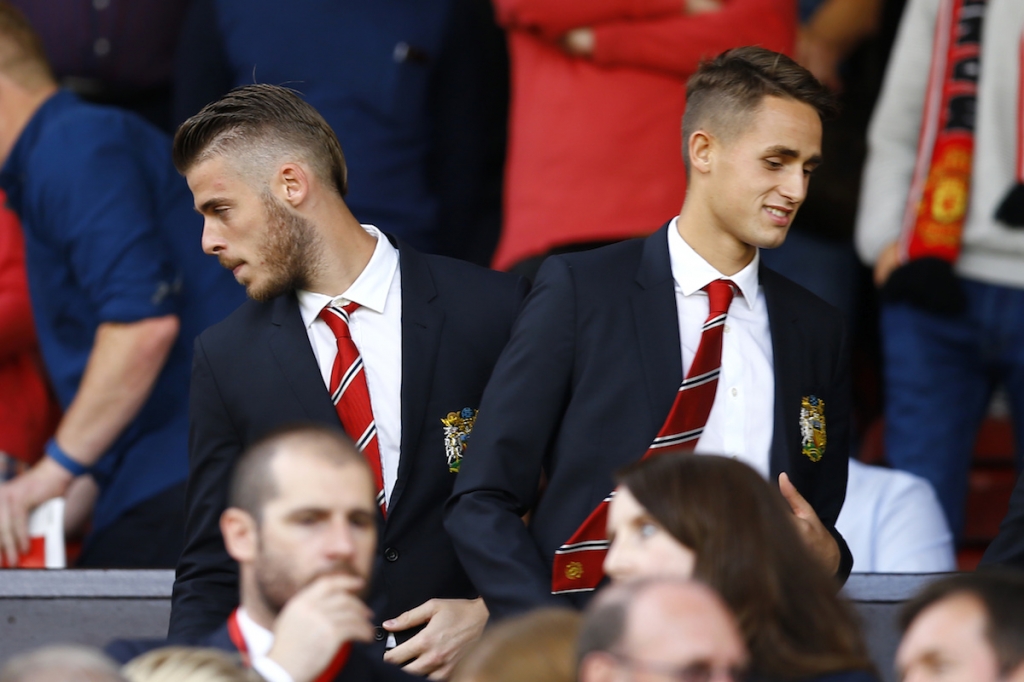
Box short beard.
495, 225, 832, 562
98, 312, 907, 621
245, 192, 324, 302
252, 539, 367, 617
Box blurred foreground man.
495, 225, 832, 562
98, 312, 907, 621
576, 578, 748, 682
897, 571, 1024, 682
113, 426, 415, 682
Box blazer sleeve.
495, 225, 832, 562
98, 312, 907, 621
825, 319, 853, 580
445, 256, 579, 619
168, 336, 241, 639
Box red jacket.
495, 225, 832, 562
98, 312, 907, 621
491, 0, 797, 270
0, 195, 60, 463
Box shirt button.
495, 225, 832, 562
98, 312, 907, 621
374, 627, 387, 641
93, 0, 110, 9
93, 38, 111, 56
384, 547, 400, 562
724, 324, 731, 333
731, 387, 738, 397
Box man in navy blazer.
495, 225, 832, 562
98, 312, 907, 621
445, 47, 853, 619
165, 85, 526, 677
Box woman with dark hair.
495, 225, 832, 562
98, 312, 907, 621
605, 451, 877, 682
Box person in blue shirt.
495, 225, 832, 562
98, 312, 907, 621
0, 4, 244, 568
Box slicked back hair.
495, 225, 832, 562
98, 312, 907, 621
173, 84, 348, 197
227, 423, 366, 523
0, 2, 54, 90
900, 570, 1024, 678
681, 46, 837, 175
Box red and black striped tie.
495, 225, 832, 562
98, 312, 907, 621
320, 302, 387, 517
551, 279, 737, 593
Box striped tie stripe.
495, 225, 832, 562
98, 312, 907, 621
319, 302, 388, 518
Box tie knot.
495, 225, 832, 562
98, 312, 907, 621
703, 279, 736, 317
319, 302, 361, 339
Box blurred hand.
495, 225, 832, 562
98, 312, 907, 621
796, 27, 843, 92
0, 458, 73, 566
685, 0, 723, 15
383, 597, 489, 680
561, 27, 595, 58
873, 241, 901, 288
268, 575, 374, 682
779, 472, 840, 575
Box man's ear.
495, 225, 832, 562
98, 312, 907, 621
221, 507, 258, 564
274, 162, 310, 208
687, 130, 714, 176
578, 652, 620, 682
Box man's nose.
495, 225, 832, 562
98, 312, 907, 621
324, 518, 357, 559
201, 219, 225, 255
779, 167, 808, 204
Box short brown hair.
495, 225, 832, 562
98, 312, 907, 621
228, 423, 366, 522
616, 452, 871, 680
173, 84, 348, 196
681, 46, 837, 174
0, 3, 54, 90
451, 609, 581, 682
900, 570, 1024, 677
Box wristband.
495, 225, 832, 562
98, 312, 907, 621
44, 438, 90, 477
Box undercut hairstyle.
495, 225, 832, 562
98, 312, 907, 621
681, 46, 838, 175
227, 423, 366, 522
0, 646, 126, 682
172, 84, 348, 197
616, 452, 873, 680
900, 570, 1024, 677
0, 3, 54, 90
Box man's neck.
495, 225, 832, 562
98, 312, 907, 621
0, 81, 58, 167
675, 199, 755, 277
303, 198, 378, 296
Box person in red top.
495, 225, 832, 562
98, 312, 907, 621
0, 193, 59, 476
491, 0, 798, 274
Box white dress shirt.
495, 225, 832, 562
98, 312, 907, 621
297, 225, 403, 504
667, 217, 775, 477
837, 459, 956, 573
235, 607, 295, 682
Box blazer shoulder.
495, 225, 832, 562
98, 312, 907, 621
535, 237, 648, 293
196, 297, 275, 350
418, 252, 529, 308
761, 265, 844, 325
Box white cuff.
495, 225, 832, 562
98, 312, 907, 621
251, 656, 295, 682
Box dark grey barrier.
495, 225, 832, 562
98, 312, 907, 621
843, 573, 951, 682
0, 570, 173, 664
0, 570, 948, 678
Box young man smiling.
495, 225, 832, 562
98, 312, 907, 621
446, 46, 852, 618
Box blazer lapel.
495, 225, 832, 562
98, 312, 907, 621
761, 266, 801, 478
392, 243, 444, 513
630, 223, 684, 433
267, 293, 339, 425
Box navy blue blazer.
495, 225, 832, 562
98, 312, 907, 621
445, 224, 852, 619
107, 624, 417, 682
168, 241, 527, 643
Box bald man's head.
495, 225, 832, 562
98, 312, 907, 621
578, 579, 748, 682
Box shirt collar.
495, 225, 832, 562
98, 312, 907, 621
297, 224, 399, 328
235, 607, 274, 658
666, 216, 760, 310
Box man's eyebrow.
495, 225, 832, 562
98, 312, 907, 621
763, 145, 823, 166
196, 197, 230, 214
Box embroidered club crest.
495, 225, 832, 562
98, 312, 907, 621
442, 408, 477, 473
800, 395, 826, 462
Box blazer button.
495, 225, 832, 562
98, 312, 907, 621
385, 547, 400, 562
374, 626, 386, 641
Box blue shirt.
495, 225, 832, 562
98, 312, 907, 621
0, 90, 245, 530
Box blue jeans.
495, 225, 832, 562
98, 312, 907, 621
881, 279, 1024, 536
